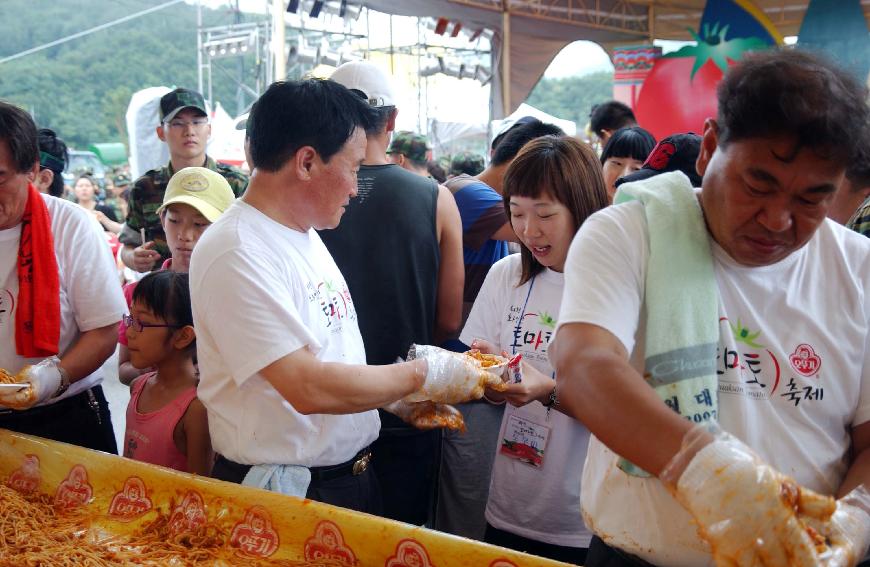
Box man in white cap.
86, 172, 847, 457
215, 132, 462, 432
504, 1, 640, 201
322, 60, 464, 525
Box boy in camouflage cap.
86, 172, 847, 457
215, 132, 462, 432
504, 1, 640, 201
387, 130, 431, 178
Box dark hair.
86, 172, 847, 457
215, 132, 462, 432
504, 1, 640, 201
74, 173, 97, 187
0, 101, 39, 173
600, 126, 656, 164
247, 79, 375, 172
717, 49, 870, 165
590, 101, 636, 139
427, 160, 447, 183
450, 153, 485, 176
37, 128, 68, 198
847, 145, 870, 189
491, 119, 565, 166
132, 271, 195, 353
365, 105, 395, 136
73, 173, 99, 203
503, 136, 609, 284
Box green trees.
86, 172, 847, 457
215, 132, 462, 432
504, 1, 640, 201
0, 0, 252, 149
526, 72, 615, 132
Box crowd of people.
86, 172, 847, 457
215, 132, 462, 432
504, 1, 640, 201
0, 46, 870, 567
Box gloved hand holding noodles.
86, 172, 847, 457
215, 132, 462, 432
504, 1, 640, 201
403, 344, 507, 405
661, 423, 870, 567
0, 357, 65, 410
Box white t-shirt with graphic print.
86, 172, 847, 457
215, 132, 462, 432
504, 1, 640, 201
189, 201, 379, 467
461, 254, 593, 548
556, 201, 870, 566
0, 194, 125, 405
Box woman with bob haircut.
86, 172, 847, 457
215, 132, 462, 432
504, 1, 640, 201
459, 135, 609, 564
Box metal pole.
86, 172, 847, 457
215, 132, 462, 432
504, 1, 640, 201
197, 0, 203, 94
501, 8, 511, 114
273, 0, 286, 81
416, 17, 422, 133
389, 14, 394, 74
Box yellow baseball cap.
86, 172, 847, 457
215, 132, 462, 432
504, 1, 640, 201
157, 167, 235, 222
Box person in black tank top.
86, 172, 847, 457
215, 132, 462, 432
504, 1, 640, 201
323, 61, 464, 526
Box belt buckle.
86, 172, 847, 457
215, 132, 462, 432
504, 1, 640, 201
352, 451, 371, 475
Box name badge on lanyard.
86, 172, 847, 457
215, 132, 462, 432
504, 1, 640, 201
500, 414, 551, 468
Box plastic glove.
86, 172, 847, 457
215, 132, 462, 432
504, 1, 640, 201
383, 399, 466, 432
662, 423, 836, 567
404, 344, 508, 404
810, 486, 870, 567
0, 357, 63, 410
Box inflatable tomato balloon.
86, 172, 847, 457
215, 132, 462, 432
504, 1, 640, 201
636, 23, 768, 141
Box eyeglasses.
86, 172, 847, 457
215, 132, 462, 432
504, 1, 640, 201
123, 314, 182, 333
164, 118, 208, 130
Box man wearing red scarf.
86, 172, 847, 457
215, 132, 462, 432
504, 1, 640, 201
0, 101, 126, 452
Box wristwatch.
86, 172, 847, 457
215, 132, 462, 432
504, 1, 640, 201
52, 365, 70, 398
542, 384, 558, 409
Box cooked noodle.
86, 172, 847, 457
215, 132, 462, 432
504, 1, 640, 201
0, 368, 19, 384
0, 484, 347, 566
465, 349, 506, 368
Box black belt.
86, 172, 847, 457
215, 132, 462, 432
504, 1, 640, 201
0, 387, 99, 418
217, 446, 373, 483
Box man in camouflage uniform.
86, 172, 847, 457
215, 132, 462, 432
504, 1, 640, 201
386, 131, 432, 178
119, 88, 248, 272
448, 151, 485, 178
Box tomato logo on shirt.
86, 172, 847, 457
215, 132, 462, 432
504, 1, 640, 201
789, 344, 822, 377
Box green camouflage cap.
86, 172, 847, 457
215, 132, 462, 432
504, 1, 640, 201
387, 131, 430, 163
450, 151, 485, 176
114, 172, 132, 186
160, 88, 208, 122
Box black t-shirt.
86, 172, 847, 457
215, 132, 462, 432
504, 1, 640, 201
95, 204, 119, 223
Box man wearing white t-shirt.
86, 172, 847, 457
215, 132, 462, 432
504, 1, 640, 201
552, 50, 870, 566
189, 79, 431, 514
0, 102, 126, 453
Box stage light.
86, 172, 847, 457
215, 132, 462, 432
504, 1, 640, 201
310, 0, 324, 18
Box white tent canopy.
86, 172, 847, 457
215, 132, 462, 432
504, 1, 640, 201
490, 103, 576, 146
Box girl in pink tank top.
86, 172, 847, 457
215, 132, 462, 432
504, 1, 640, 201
123, 271, 213, 475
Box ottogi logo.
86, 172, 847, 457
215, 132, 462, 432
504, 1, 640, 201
303, 520, 357, 565
168, 490, 207, 534
54, 464, 93, 509
7, 454, 40, 494
108, 476, 153, 521
230, 505, 279, 558
789, 344, 822, 377
385, 539, 436, 567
